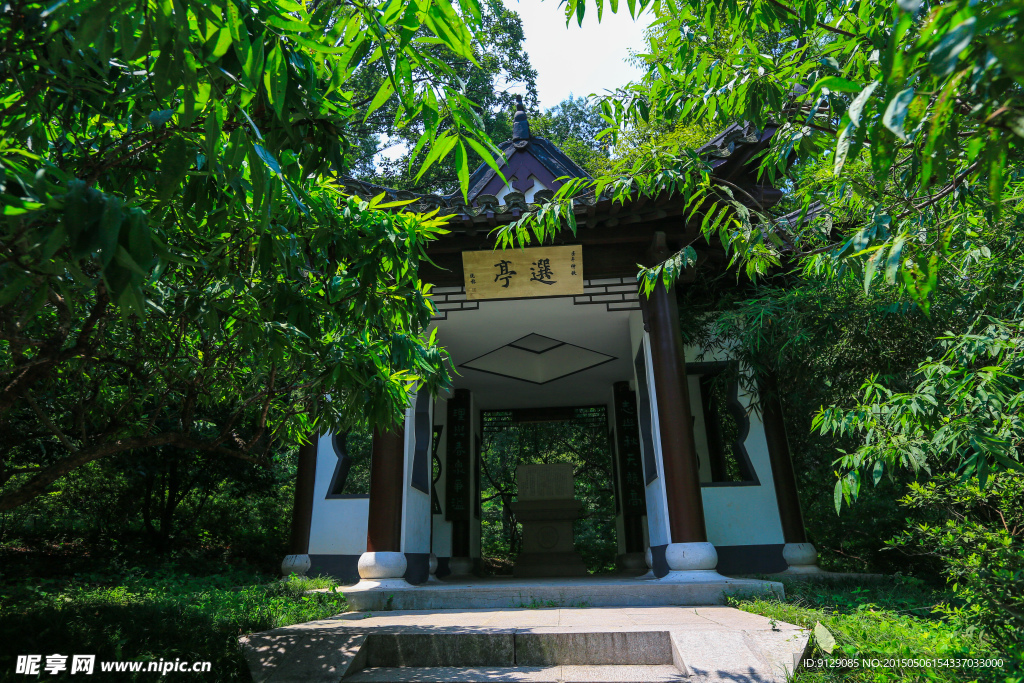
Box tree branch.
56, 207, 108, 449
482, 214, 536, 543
25, 393, 78, 453
0, 432, 268, 511
766, 0, 860, 39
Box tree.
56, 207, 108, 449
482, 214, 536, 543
348, 0, 540, 192
0, 0, 496, 510
505, 0, 1024, 499
530, 95, 612, 175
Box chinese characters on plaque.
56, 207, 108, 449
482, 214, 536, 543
444, 389, 472, 521
462, 246, 583, 300
613, 382, 648, 517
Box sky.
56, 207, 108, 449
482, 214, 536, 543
376, 1, 650, 163
501, 0, 651, 110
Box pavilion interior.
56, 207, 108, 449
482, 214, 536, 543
431, 295, 633, 411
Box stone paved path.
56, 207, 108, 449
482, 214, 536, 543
240, 606, 810, 683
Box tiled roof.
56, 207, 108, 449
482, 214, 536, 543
339, 108, 778, 229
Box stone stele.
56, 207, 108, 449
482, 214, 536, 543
511, 463, 588, 578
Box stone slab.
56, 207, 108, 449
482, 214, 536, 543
517, 463, 574, 500
342, 575, 784, 611
238, 631, 366, 683
345, 665, 689, 682
365, 633, 515, 667
670, 630, 801, 683
515, 631, 673, 666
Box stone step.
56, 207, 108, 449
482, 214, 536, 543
239, 606, 809, 683
345, 665, 688, 682
363, 630, 672, 667
342, 575, 784, 611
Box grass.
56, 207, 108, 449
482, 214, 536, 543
0, 565, 347, 682
729, 576, 1021, 683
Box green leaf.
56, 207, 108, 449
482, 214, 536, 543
847, 81, 878, 127
884, 234, 905, 284
863, 244, 887, 294
834, 123, 853, 175
464, 136, 507, 185
987, 37, 1024, 85
366, 78, 395, 116
810, 76, 862, 94
149, 109, 175, 127
1007, 116, 1024, 139
455, 139, 470, 199
882, 88, 915, 141
157, 137, 190, 201
264, 43, 288, 118
98, 196, 123, 267
290, 35, 351, 54
267, 15, 311, 32
929, 17, 976, 78
814, 622, 837, 654
209, 26, 232, 59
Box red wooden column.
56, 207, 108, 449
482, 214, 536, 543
645, 280, 708, 544
760, 376, 821, 572
366, 428, 406, 552
282, 435, 318, 575
760, 377, 808, 544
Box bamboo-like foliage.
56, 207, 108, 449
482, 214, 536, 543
0, 0, 502, 509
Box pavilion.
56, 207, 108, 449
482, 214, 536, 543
280, 99, 822, 601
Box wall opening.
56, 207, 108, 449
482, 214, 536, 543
477, 406, 617, 574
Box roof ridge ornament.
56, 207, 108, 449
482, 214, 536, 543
512, 94, 530, 147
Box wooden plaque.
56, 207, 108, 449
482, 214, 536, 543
462, 246, 583, 300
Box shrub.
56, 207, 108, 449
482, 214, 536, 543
888, 473, 1024, 659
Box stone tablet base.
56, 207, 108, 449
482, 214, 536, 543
513, 551, 587, 578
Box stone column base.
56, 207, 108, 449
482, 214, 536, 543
281, 554, 311, 577
636, 546, 656, 580
447, 556, 474, 577
657, 542, 727, 582
778, 542, 826, 574
353, 551, 412, 589
426, 552, 442, 583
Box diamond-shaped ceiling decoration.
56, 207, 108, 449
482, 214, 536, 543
461, 334, 615, 384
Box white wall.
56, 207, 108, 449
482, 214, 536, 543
308, 432, 369, 556
700, 379, 785, 546
308, 393, 438, 557
401, 396, 432, 554
689, 375, 713, 482
627, 310, 784, 549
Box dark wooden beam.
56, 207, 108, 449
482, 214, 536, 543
288, 435, 319, 555
760, 376, 808, 544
